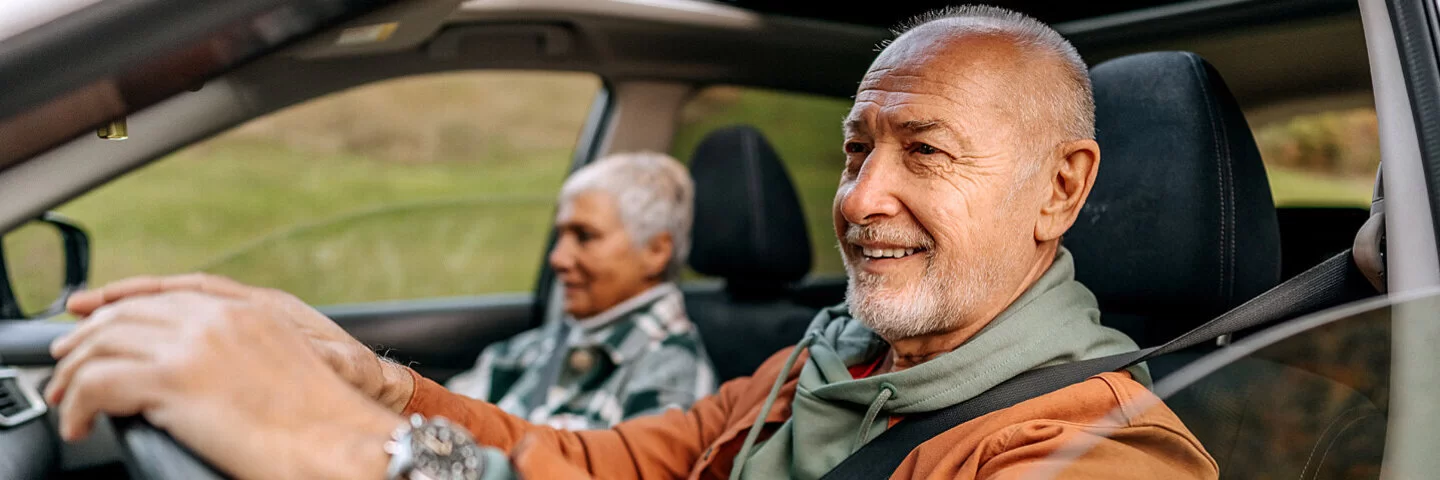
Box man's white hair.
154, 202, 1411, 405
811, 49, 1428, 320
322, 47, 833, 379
559, 151, 694, 280
892, 5, 1096, 145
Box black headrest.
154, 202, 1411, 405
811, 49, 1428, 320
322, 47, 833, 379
1066, 52, 1281, 345
689, 125, 813, 285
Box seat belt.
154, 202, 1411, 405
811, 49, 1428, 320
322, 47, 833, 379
820, 250, 1367, 480
524, 279, 571, 410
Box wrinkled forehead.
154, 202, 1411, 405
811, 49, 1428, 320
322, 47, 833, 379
882, 28, 1030, 87
847, 34, 1026, 135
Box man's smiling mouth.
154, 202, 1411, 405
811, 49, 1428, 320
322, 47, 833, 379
858, 246, 929, 260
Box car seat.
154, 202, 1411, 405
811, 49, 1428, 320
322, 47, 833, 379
685, 125, 820, 382
1073, 51, 1384, 479
1068, 51, 1283, 354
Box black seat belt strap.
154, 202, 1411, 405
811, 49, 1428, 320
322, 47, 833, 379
819, 250, 1360, 480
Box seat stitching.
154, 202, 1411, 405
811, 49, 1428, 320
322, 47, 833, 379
1297, 405, 1371, 480
1187, 54, 1232, 303
1220, 80, 1236, 301
1305, 412, 1378, 480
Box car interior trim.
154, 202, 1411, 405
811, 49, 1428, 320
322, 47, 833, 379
1057, 0, 1265, 35
1387, 0, 1440, 268
1362, 0, 1440, 292
0, 81, 253, 235
530, 84, 619, 326
0, 368, 46, 428
595, 80, 692, 156
454, 0, 765, 30
1360, 0, 1440, 476
0, 0, 397, 169
1059, 0, 1357, 50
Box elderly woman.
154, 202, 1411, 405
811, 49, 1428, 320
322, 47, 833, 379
445, 151, 715, 430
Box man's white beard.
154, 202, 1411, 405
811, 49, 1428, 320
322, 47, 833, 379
843, 255, 1001, 340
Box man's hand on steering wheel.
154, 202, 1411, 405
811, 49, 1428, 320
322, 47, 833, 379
45, 286, 405, 479
64, 274, 416, 412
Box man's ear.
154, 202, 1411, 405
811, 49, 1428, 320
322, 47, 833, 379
1036, 139, 1100, 242
642, 232, 675, 279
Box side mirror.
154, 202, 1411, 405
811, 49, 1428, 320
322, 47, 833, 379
0, 212, 90, 319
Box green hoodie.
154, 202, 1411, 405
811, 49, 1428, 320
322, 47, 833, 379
730, 248, 1146, 480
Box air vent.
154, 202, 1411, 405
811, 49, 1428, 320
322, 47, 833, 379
0, 369, 46, 427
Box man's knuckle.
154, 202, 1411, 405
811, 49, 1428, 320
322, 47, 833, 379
89, 304, 119, 323
71, 366, 112, 398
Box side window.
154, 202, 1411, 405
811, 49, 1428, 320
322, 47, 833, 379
671, 86, 853, 278
1155, 295, 1396, 479
57, 71, 602, 305
1252, 106, 1379, 207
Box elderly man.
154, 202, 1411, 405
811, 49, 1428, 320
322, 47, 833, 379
44, 6, 1216, 480
444, 151, 715, 430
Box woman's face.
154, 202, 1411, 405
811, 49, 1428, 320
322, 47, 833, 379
548, 191, 672, 318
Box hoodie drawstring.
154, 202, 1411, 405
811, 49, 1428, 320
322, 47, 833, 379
729, 331, 817, 480
852, 383, 895, 452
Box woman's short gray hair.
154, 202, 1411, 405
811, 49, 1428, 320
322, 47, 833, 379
559, 151, 694, 280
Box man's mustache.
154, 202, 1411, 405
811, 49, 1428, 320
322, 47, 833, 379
845, 222, 935, 249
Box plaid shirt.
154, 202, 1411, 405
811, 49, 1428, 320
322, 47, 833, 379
445, 283, 716, 430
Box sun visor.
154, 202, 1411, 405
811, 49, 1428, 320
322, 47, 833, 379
286, 0, 464, 59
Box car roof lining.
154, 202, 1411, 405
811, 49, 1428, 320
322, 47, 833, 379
245, 1, 1371, 115
716, 0, 1356, 30
0, 0, 1375, 232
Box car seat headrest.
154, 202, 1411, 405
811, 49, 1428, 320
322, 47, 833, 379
1066, 51, 1282, 345
688, 125, 813, 286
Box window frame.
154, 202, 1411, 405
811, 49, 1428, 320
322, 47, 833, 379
528, 82, 615, 323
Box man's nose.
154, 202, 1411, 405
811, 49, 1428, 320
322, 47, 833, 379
840, 154, 904, 225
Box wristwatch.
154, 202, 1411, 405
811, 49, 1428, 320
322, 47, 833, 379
385, 414, 487, 480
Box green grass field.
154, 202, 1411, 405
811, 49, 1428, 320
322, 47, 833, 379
51, 139, 571, 305
3, 76, 1378, 310
1266, 167, 1373, 207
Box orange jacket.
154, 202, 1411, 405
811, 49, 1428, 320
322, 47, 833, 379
404, 348, 1217, 479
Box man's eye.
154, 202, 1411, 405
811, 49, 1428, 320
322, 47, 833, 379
844, 142, 869, 154
912, 143, 938, 155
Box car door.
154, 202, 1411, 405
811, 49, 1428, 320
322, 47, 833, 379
0, 69, 610, 383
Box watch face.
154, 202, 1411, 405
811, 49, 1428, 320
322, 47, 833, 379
409, 420, 485, 480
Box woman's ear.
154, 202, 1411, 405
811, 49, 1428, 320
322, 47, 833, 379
642, 232, 675, 279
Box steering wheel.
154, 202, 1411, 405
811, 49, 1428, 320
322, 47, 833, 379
110, 417, 228, 480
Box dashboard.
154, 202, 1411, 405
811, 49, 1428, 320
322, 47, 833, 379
0, 365, 125, 479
